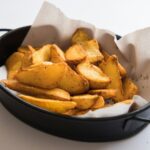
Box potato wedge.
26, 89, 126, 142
50, 44, 65, 63
59, 64, 89, 94
18, 94, 76, 113
16, 62, 66, 89
81, 40, 104, 63
71, 28, 90, 44
63, 109, 89, 116
92, 96, 105, 109
32, 44, 51, 64
76, 62, 110, 89
5, 52, 24, 79
99, 56, 124, 101
65, 44, 86, 64
123, 78, 138, 99
3, 80, 70, 101
71, 94, 98, 110
88, 89, 116, 99
102, 50, 126, 77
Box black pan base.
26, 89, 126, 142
0, 26, 149, 142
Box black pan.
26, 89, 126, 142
0, 26, 150, 142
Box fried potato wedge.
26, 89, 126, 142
18, 94, 76, 113
3, 80, 70, 101
99, 56, 124, 101
102, 50, 127, 77
91, 96, 105, 109
5, 52, 24, 79
63, 109, 89, 116
71, 29, 90, 44
59, 64, 89, 94
76, 62, 110, 89
81, 40, 104, 63
88, 89, 116, 99
18, 45, 36, 54
16, 62, 66, 89
71, 94, 98, 110
65, 44, 86, 64
32, 44, 51, 64
50, 44, 65, 63
123, 78, 138, 99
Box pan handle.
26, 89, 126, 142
133, 116, 150, 123
0, 29, 12, 35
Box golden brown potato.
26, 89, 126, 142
32, 44, 51, 64
5, 52, 24, 79
18, 94, 76, 113
18, 45, 35, 54
81, 40, 104, 63
16, 62, 66, 89
71, 94, 98, 110
76, 62, 110, 89
16, 62, 89, 94
65, 44, 86, 64
99, 55, 124, 101
123, 78, 138, 99
59, 63, 89, 94
118, 63, 127, 78
92, 96, 105, 109
71, 28, 90, 44
3, 80, 70, 101
88, 89, 116, 99
50, 44, 65, 63
63, 109, 89, 116
101, 50, 126, 77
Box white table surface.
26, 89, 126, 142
0, 0, 150, 149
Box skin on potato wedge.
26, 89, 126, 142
5, 52, 24, 79
18, 94, 76, 113
59, 64, 89, 94
80, 40, 104, 63
71, 28, 91, 44
18, 45, 36, 54
16, 62, 89, 94
71, 94, 99, 110
65, 44, 86, 64
76, 62, 110, 89
91, 96, 105, 110
99, 55, 124, 101
50, 44, 65, 63
102, 50, 127, 77
123, 78, 138, 99
16, 62, 66, 89
63, 109, 89, 116
3, 80, 70, 101
88, 89, 117, 99
32, 44, 51, 64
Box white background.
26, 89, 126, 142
0, 0, 150, 150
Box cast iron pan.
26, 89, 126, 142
0, 26, 150, 142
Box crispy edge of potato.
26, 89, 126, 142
50, 44, 65, 63
71, 94, 99, 110
5, 52, 24, 79
76, 62, 110, 89
81, 39, 104, 63
18, 94, 76, 113
91, 96, 105, 110
3, 80, 70, 101
71, 28, 91, 44
99, 55, 124, 101
123, 78, 138, 99
88, 89, 117, 99
65, 44, 86, 64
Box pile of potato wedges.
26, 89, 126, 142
2, 29, 138, 116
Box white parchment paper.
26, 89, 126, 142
0, 1, 149, 118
